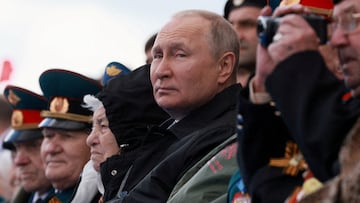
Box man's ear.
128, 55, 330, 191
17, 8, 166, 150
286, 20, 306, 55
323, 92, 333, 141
217, 52, 236, 83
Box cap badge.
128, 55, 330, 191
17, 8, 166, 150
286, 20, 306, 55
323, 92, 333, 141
11, 110, 23, 128
106, 65, 122, 77
50, 97, 69, 113
233, 0, 244, 6
7, 90, 20, 105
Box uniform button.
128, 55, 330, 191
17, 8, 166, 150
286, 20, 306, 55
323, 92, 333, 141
270, 101, 276, 107
111, 170, 117, 176
275, 111, 281, 116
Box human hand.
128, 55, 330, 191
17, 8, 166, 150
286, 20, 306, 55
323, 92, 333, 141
253, 4, 321, 93
267, 13, 320, 64
269, 4, 320, 64
253, 6, 274, 93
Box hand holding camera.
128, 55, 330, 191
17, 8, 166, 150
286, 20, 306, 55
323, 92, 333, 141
257, 14, 328, 48
252, 4, 326, 94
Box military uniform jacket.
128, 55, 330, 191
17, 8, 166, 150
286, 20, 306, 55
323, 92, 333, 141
265, 51, 360, 181
118, 84, 240, 203
11, 188, 55, 203
10, 188, 31, 203
237, 85, 303, 203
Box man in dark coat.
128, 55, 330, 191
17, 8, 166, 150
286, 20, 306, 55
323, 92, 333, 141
252, 0, 360, 182
115, 9, 241, 203
239, 0, 360, 201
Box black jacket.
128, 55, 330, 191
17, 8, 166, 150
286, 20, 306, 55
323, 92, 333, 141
237, 86, 303, 203
236, 51, 360, 202
100, 126, 177, 201
266, 51, 360, 181
117, 84, 240, 203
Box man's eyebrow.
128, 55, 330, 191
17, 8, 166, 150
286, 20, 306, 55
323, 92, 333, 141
169, 42, 185, 49
95, 117, 104, 124
342, 4, 357, 13
232, 18, 257, 23
152, 45, 161, 53
152, 42, 186, 53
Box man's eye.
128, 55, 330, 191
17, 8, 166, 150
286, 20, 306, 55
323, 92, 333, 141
153, 53, 163, 59
236, 20, 257, 28
176, 53, 186, 58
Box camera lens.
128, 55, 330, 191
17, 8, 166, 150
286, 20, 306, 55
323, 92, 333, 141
257, 16, 268, 35
257, 16, 281, 47
257, 16, 274, 48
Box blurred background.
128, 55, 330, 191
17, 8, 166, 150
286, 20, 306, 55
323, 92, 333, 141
0, 0, 224, 93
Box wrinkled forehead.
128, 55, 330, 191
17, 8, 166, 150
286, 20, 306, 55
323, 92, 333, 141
158, 16, 209, 38
93, 107, 107, 123
42, 127, 89, 137
93, 106, 106, 117
14, 138, 43, 147
334, 0, 360, 16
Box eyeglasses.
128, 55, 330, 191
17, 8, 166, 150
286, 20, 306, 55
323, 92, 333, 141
331, 12, 360, 34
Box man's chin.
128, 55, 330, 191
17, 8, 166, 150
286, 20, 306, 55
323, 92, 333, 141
45, 166, 66, 181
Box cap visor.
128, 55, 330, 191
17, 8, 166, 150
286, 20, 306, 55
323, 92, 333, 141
3, 129, 43, 150
39, 118, 90, 131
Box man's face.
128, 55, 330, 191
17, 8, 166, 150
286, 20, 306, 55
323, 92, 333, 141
319, 45, 343, 80
330, 0, 360, 96
41, 128, 90, 190
228, 6, 261, 69
86, 107, 119, 172
13, 138, 51, 193
150, 15, 222, 119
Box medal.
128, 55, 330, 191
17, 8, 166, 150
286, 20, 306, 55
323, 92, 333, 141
232, 192, 251, 203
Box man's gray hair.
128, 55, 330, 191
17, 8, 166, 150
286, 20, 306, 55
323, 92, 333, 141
173, 10, 240, 70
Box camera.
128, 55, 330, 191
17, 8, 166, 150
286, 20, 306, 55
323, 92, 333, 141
257, 14, 328, 47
